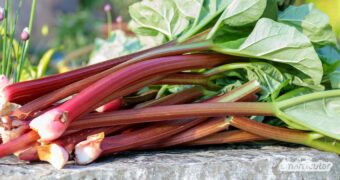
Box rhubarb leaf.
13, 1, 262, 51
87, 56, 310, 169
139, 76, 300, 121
178, 0, 231, 42
208, 0, 267, 38
277, 90, 340, 140
244, 62, 288, 99
174, 0, 203, 19
278, 3, 338, 46
213, 18, 323, 85
261, 0, 278, 20
129, 0, 190, 40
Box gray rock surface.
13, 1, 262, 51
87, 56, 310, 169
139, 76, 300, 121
0, 145, 339, 180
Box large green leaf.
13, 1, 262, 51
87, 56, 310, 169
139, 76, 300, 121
278, 3, 338, 46
207, 0, 267, 38
277, 90, 340, 140
129, 0, 190, 40
213, 18, 323, 85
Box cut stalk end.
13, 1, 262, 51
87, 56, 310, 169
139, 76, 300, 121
0, 97, 19, 116
0, 125, 29, 143
37, 144, 69, 169
29, 109, 68, 141
75, 132, 105, 165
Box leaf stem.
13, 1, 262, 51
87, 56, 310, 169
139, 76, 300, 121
205, 62, 249, 75
277, 89, 340, 109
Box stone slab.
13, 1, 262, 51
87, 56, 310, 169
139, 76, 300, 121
0, 145, 339, 180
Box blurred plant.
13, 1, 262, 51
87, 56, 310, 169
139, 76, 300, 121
52, 0, 110, 53
0, 0, 57, 82
295, 0, 340, 37
104, 3, 113, 38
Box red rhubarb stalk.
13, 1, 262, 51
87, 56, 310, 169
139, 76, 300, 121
74, 80, 261, 164
0, 130, 39, 157
186, 130, 267, 146
71, 80, 261, 129
30, 54, 229, 141
122, 90, 158, 107
134, 86, 204, 109
75, 118, 204, 164
155, 73, 221, 90
140, 116, 229, 149
2, 41, 175, 104
12, 75, 164, 120
70, 102, 272, 130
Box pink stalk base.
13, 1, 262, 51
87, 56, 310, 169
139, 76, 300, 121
29, 109, 68, 142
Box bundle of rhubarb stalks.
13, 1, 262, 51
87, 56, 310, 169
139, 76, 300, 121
0, 0, 340, 169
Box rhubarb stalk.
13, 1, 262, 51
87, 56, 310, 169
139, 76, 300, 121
230, 116, 340, 154
155, 73, 222, 90
75, 118, 204, 164
0, 130, 39, 157
135, 86, 204, 109
2, 41, 175, 104
30, 54, 229, 141
70, 102, 273, 130
186, 130, 267, 146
